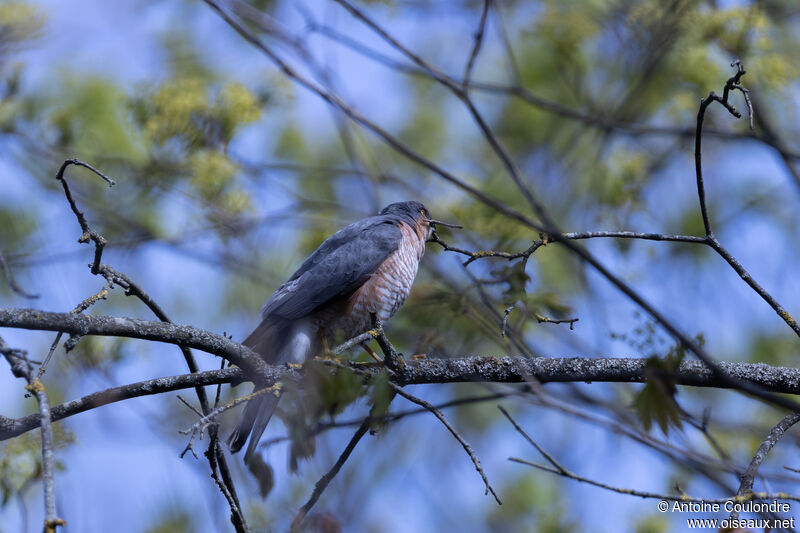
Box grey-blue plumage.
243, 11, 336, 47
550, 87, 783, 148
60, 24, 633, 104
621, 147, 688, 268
229, 201, 438, 462
260, 216, 404, 320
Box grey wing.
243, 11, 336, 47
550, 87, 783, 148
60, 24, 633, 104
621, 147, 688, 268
260, 218, 403, 320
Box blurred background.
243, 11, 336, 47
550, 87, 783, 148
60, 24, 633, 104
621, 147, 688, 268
1, 0, 800, 531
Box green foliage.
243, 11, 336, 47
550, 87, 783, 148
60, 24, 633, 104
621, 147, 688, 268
487, 473, 576, 533
50, 77, 146, 162
59, 336, 128, 373
0, 425, 74, 505
0, 2, 45, 49
141, 78, 260, 149
633, 334, 704, 435
613, 317, 706, 434
0, 206, 35, 249
145, 510, 193, 533
276, 122, 308, 160
634, 514, 669, 533
398, 79, 446, 160
745, 332, 798, 366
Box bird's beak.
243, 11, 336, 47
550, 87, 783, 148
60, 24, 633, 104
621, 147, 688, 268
426, 218, 463, 229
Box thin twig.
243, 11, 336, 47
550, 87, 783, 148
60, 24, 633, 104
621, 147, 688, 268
54, 159, 115, 274
206, 434, 248, 533
51, 156, 248, 532
331, 331, 373, 355
180, 385, 280, 443
0, 250, 39, 299
501, 305, 513, 337
0, 336, 65, 532
327, 337, 501, 505
369, 314, 402, 372
259, 391, 516, 450
534, 314, 579, 330
695, 60, 747, 237
177, 394, 204, 418
502, 405, 800, 505
39, 285, 110, 378
705, 237, 800, 337
692, 63, 800, 338
498, 405, 566, 473
462, 0, 490, 88
293, 416, 373, 528
509, 457, 800, 504
390, 383, 501, 504
730, 412, 800, 520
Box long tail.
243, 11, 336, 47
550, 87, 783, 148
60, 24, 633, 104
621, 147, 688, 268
228, 391, 280, 462
227, 317, 290, 462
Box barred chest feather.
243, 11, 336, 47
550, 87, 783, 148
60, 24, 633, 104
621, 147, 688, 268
322, 221, 426, 341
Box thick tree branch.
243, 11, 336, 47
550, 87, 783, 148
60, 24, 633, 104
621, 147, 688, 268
5, 351, 800, 442
0, 307, 269, 379
0, 367, 243, 441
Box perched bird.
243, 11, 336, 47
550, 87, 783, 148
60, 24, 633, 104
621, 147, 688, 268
228, 201, 458, 462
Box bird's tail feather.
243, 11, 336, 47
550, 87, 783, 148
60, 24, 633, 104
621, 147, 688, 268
227, 317, 289, 462
242, 317, 289, 361
227, 390, 280, 462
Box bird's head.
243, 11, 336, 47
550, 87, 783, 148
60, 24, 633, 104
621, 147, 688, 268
379, 201, 461, 239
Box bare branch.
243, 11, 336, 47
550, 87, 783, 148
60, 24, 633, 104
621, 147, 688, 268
509, 457, 800, 504
0, 366, 243, 441
293, 416, 372, 527
390, 381, 502, 504
694, 62, 748, 237
0, 336, 65, 532
0, 250, 39, 299
54, 158, 115, 274
5, 307, 800, 394
502, 405, 800, 505
691, 63, 800, 338
500, 305, 513, 337
39, 285, 110, 378
5, 347, 800, 444
730, 412, 800, 520
94, 265, 248, 531
462, 0, 490, 88
0, 307, 270, 379
534, 313, 579, 330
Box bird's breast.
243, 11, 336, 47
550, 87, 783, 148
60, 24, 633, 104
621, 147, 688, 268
326, 222, 426, 339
